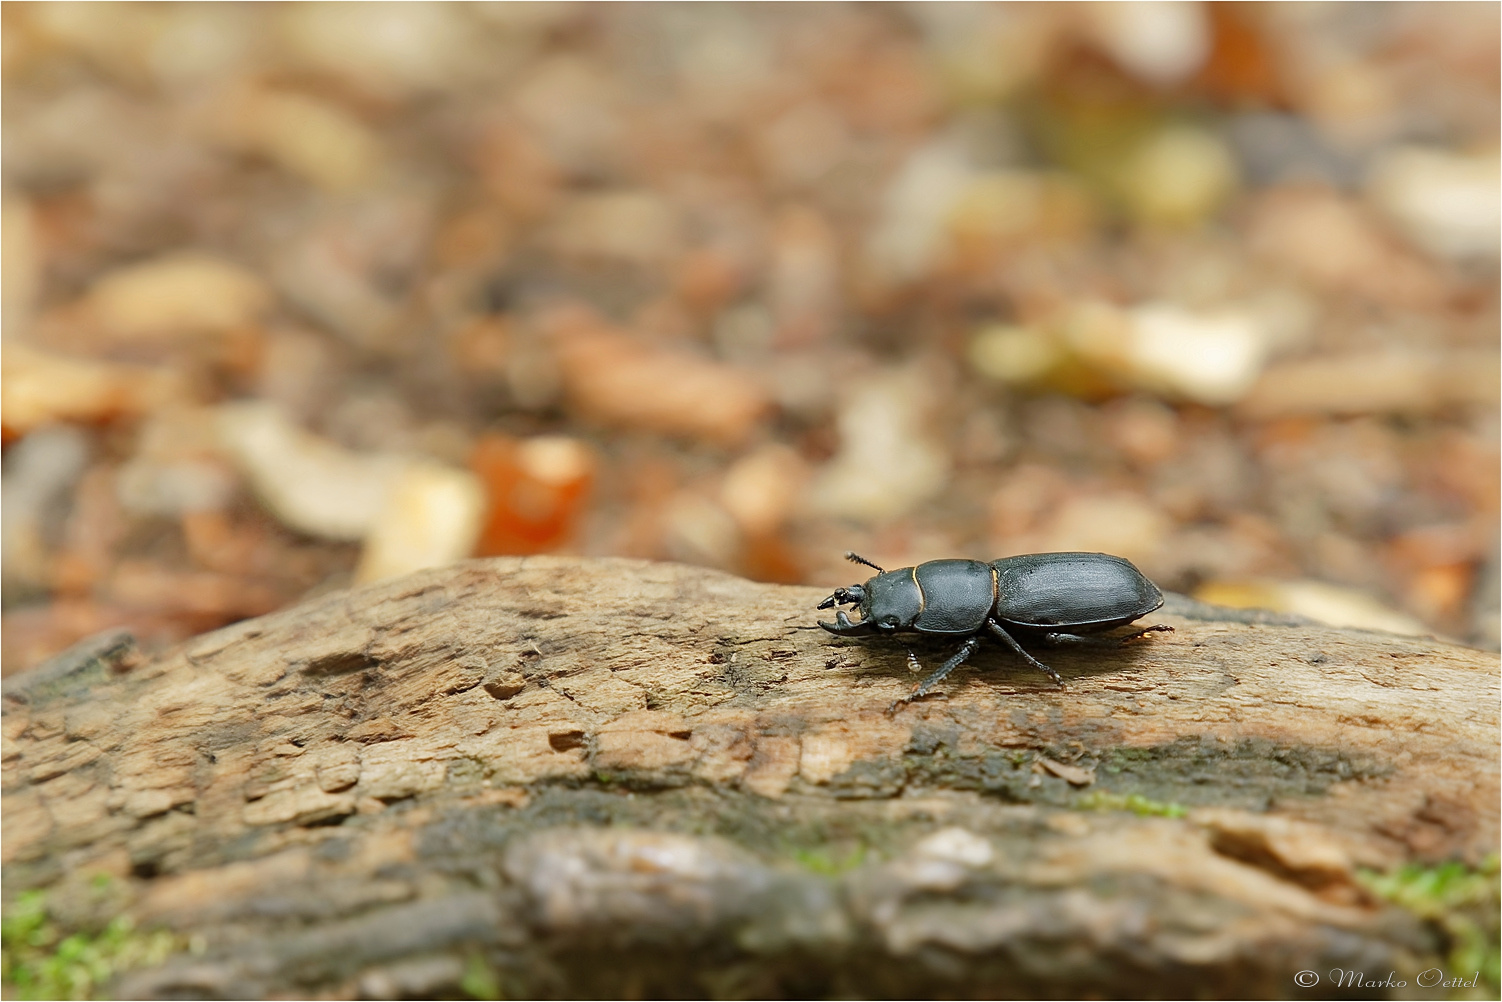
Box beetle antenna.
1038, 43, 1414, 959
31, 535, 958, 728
844, 551, 886, 573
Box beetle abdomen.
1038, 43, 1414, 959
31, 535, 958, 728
992, 552, 1162, 628
913, 559, 996, 634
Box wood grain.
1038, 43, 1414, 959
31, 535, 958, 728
3, 557, 1496, 999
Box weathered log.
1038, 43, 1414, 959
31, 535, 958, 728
3, 557, 1497, 999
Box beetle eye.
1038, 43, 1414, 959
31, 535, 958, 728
883, 616, 898, 627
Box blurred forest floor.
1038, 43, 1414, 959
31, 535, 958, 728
3, 2, 1498, 677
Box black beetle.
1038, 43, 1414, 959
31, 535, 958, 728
818, 551, 1171, 711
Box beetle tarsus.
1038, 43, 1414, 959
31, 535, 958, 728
885, 687, 917, 716
1042, 623, 1172, 648
887, 681, 944, 716
890, 637, 982, 713
916, 636, 981, 696
1121, 624, 1173, 643
987, 619, 1066, 687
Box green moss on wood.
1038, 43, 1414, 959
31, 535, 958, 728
1, 887, 179, 1001
1073, 791, 1188, 818
790, 842, 868, 876
461, 952, 503, 1000
1359, 855, 1500, 998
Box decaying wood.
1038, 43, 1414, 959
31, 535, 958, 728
3, 556, 1497, 999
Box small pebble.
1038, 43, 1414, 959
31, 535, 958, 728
1086, 1, 1210, 85
216, 401, 406, 542
223, 88, 382, 193
546, 191, 681, 267
1101, 397, 1181, 467
1239, 350, 1500, 418
968, 324, 1063, 385
1117, 126, 1238, 226
769, 205, 840, 344
662, 492, 740, 568
84, 253, 271, 343
949, 170, 1095, 260
1038, 493, 1170, 569
1, 345, 183, 436
719, 445, 808, 537
546, 306, 770, 447
355, 463, 485, 584
809, 367, 950, 523
1122, 303, 1269, 406
115, 459, 234, 518
483, 667, 527, 701
1, 425, 90, 591
913, 827, 994, 867
3, 194, 38, 338
757, 101, 851, 187
280, 1, 476, 97
1062, 301, 1270, 406
864, 138, 973, 282
271, 201, 428, 351
1247, 188, 1443, 307
470, 434, 594, 556
1367, 146, 1500, 261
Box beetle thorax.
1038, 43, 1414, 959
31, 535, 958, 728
863, 569, 923, 630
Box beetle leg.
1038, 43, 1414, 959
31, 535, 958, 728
1038, 631, 1118, 647
1040, 632, 1096, 646
1041, 624, 1174, 647
986, 620, 1066, 688
888, 636, 981, 714
1120, 624, 1174, 643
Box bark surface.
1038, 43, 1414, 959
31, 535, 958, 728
3, 556, 1497, 999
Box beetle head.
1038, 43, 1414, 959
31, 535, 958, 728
816, 584, 865, 610
818, 567, 921, 636
818, 583, 873, 635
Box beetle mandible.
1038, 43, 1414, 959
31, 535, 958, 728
818, 551, 1172, 712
